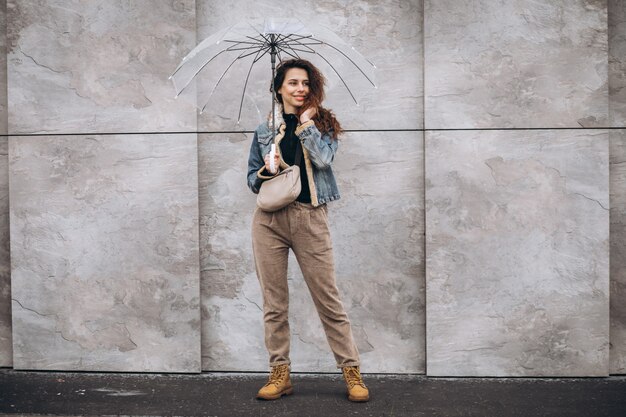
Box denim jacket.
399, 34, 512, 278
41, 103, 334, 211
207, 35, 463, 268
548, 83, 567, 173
247, 111, 341, 207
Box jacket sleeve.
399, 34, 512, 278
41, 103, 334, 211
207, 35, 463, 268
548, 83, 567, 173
247, 131, 265, 194
295, 120, 338, 169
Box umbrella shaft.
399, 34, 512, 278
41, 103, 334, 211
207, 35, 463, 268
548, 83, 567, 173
271, 34, 276, 141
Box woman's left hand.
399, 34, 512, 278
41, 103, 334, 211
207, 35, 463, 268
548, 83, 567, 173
300, 107, 317, 124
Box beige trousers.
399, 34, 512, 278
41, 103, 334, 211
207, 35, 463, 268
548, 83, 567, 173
251, 201, 361, 369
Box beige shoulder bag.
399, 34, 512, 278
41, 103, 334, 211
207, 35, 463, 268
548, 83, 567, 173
256, 144, 302, 212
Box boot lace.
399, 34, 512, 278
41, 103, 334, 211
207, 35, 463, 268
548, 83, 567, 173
344, 366, 366, 389
266, 364, 288, 387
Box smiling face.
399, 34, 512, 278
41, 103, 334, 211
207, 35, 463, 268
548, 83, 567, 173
277, 67, 310, 114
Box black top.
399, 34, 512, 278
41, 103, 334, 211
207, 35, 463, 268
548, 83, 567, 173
281, 113, 311, 203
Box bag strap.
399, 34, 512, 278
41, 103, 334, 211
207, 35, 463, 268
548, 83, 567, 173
294, 141, 303, 167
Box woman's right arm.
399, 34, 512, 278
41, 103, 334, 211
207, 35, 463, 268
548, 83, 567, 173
247, 131, 281, 194
247, 131, 265, 194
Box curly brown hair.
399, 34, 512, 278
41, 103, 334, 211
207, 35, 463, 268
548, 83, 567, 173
272, 58, 344, 139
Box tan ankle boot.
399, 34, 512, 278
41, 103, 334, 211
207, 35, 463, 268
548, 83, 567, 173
342, 366, 369, 402
256, 364, 293, 400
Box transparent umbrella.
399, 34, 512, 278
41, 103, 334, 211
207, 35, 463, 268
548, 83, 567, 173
169, 17, 377, 132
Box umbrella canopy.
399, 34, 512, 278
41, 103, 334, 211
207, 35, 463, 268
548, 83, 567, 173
170, 18, 377, 127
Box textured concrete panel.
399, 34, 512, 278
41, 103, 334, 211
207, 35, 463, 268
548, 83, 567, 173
609, 0, 626, 375
6, 0, 196, 134
0, 0, 6, 134
424, 0, 608, 129
199, 131, 424, 373
0, 138, 9, 367
195, 0, 422, 131
610, 0, 626, 126
610, 129, 626, 374
198, 132, 266, 371
0, 0, 11, 367
426, 130, 609, 376
10, 134, 201, 372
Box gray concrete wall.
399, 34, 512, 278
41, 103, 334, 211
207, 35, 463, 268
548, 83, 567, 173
425, 130, 609, 376
196, 0, 425, 373
199, 132, 424, 373
5, 1, 202, 372
9, 135, 201, 372
424, 0, 608, 129
610, 129, 626, 375
196, 0, 423, 132
609, 0, 626, 375
0, 0, 10, 367
0, 0, 5, 135
0, 135, 8, 367
424, 0, 611, 376
0, 0, 623, 376
6, 0, 197, 135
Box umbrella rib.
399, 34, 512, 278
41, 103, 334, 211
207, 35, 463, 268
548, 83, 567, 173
312, 51, 358, 105
281, 45, 316, 54
174, 49, 230, 97
308, 36, 376, 86
259, 33, 275, 48
238, 48, 267, 123
277, 45, 300, 60
277, 39, 316, 54
200, 50, 247, 113
174, 23, 377, 120
246, 34, 267, 44
276, 38, 314, 59
200, 46, 270, 113
226, 42, 265, 51
280, 34, 314, 43
277, 36, 319, 52
245, 19, 264, 38
275, 33, 313, 42
262, 32, 300, 44
260, 33, 294, 59
292, 41, 324, 46
225, 44, 268, 52
273, 33, 287, 44
237, 46, 271, 60
170, 39, 262, 88
170, 24, 235, 75
222, 39, 265, 46
252, 46, 271, 63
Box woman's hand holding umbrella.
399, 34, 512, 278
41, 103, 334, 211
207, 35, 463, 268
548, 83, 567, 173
264, 152, 281, 174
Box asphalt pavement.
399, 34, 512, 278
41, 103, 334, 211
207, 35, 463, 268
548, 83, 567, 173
1, 368, 626, 417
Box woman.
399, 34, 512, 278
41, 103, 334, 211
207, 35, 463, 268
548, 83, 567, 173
246, 59, 369, 402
